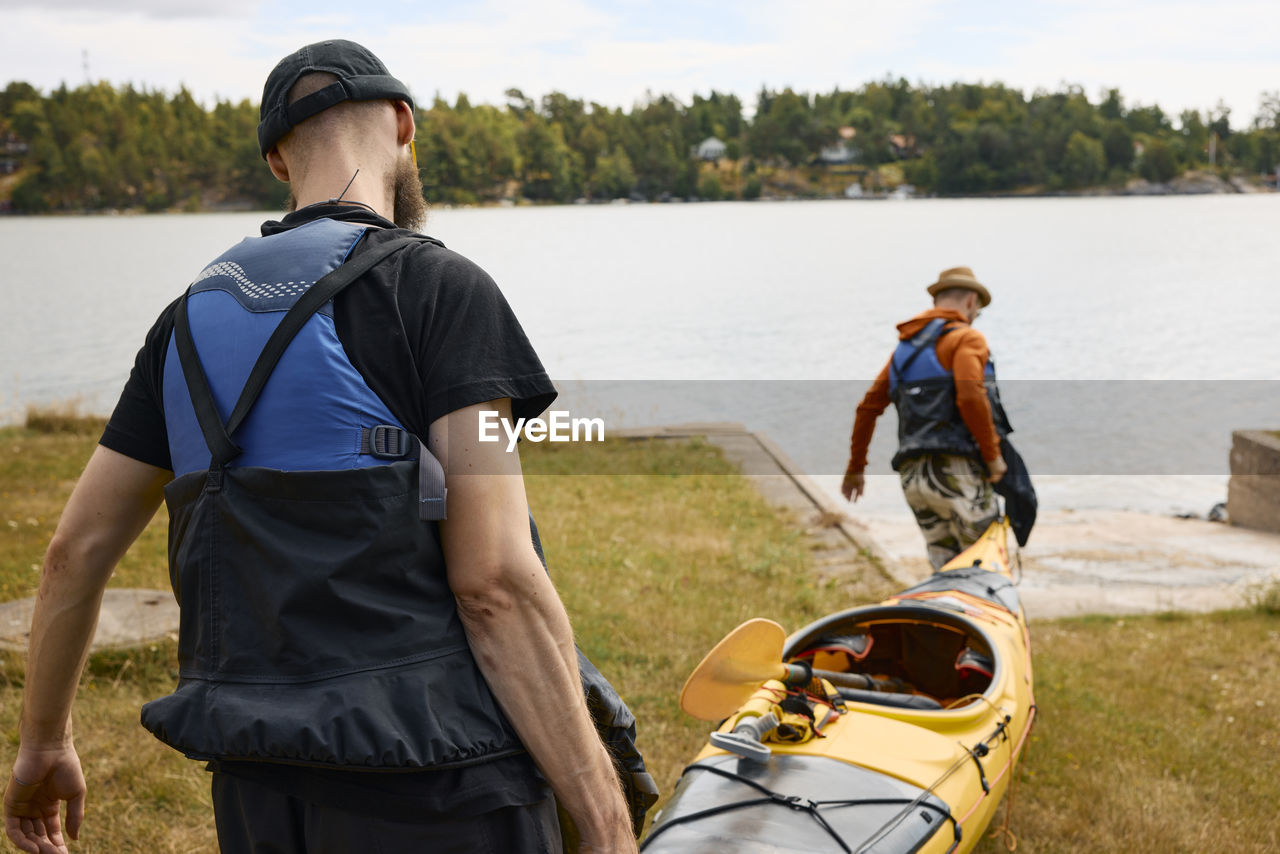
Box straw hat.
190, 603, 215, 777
926, 266, 991, 307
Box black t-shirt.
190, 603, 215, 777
101, 205, 559, 817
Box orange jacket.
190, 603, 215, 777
846, 308, 1001, 474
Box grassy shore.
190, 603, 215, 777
1, 414, 1277, 852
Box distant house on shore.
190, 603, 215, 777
818, 126, 858, 164
888, 134, 917, 158
696, 137, 727, 161
1, 134, 27, 174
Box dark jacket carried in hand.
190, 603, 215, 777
994, 438, 1037, 547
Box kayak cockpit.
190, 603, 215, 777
785, 603, 1002, 713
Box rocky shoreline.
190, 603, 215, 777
1114, 171, 1273, 196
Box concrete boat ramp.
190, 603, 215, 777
622, 424, 1280, 620
851, 505, 1280, 618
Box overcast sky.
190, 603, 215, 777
2, 0, 1276, 127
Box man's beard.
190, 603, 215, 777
391, 155, 428, 231
283, 156, 427, 231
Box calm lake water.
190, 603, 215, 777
2, 195, 1278, 518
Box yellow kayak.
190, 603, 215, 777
642, 518, 1035, 853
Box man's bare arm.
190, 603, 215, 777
4, 446, 169, 853
433, 400, 635, 853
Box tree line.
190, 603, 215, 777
3, 78, 1279, 213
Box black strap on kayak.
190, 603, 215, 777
174, 235, 421, 466
639, 761, 958, 854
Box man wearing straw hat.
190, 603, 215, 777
841, 266, 1010, 569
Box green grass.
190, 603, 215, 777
522, 437, 862, 792
973, 612, 1279, 853
0, 413, 170, 602
1243, 574, 1280, 615
1, 415, 1277, 852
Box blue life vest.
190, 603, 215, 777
887, 318, 1011, 471
142, 219, 523, 770
161, 218, 403, 476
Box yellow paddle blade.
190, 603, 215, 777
679, 618, 788, 721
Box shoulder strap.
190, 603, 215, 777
174, 235, 420, 467
890, 317, 955, 384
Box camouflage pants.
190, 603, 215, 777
899, 454, 999, 570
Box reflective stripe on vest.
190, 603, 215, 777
162, 218, 404, 476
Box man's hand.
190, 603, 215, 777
985, 455, 1007, 483
4, 746, 85, 854
6, 447, 168, 854
841, 470, 865, 502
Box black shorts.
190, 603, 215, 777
211, 771, 563, 854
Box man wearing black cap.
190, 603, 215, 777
3, 40, 638, 853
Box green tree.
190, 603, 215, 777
903, 152, 938, 192
7, 95, 47, 141
587, 150, 635, 199
624, 94, 689, 198
5, 76, 1278, 211
576, 123, 607, 176
518, 117, 579, 201
1256, 92, 1280, 130
748, 88, 831, 166
1126, 103, 1171, 135
697, 170, 723, 200
685, 91, 743, 146
1179, 110, 1209, 166
1102, 120, 1134, 170
1099, 88, 1123, 121
1060, 130, 1106, 188
1140, 138, 1179, 182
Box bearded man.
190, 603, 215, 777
4, 40, 638, 854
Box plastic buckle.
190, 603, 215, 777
368, 425, 409, 459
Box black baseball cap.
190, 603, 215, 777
257, 39, 414, 158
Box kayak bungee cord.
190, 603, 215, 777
851, 715, 1012, 854
639, 761, 959, 853
962, 702, 1037, 852
987, 704, 1035, 850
